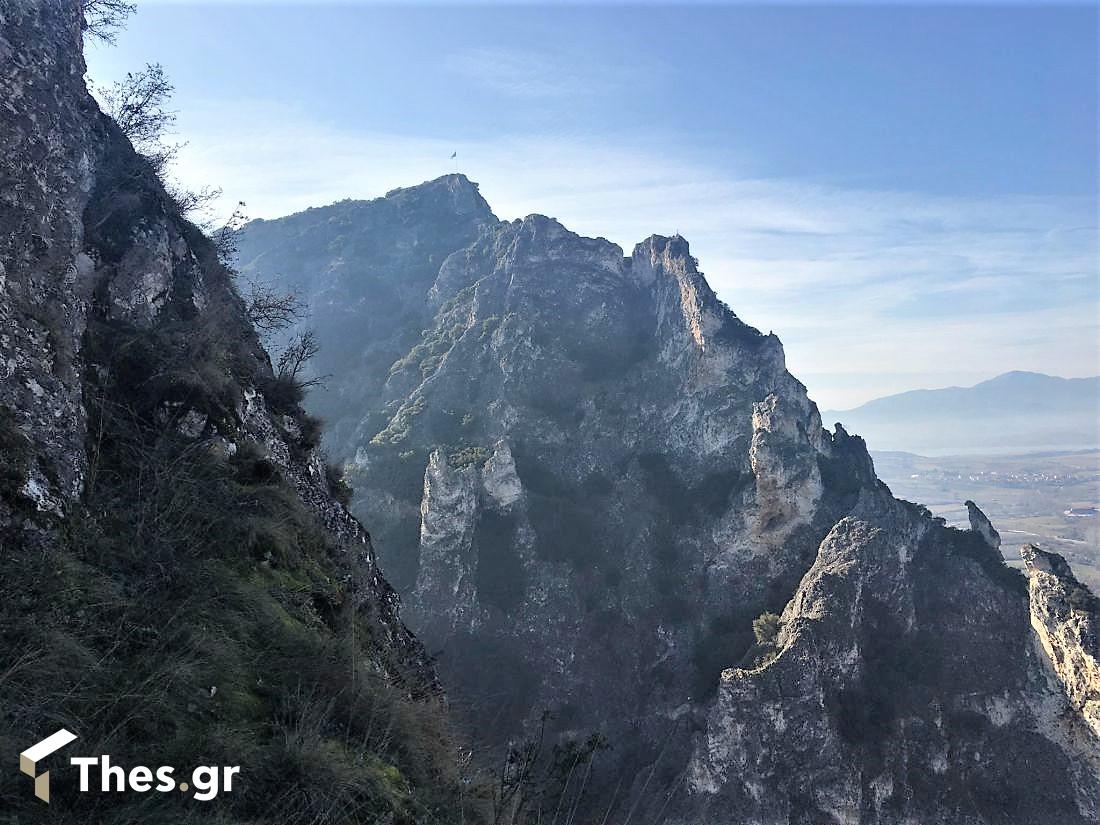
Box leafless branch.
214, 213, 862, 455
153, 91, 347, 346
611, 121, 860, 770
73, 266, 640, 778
277, 330, 324, 388
246, 283, 307, 333
99, 63, 176, 149
82, 0, 136, 44
167, 183, 222, 219
209, 201, 248, 269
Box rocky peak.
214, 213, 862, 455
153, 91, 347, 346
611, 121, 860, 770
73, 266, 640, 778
1024, 542, 1083, 580
383, 172, 496, 223
684, 490, 1099, 824
238, 159, 1099, 825
235, 174, 500, 452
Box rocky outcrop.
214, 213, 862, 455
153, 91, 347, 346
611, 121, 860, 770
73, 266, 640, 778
0, 3, 457, 822
235, 173, 496, 451
967, 498, 1001, 549
683, 497, 1100, 824
0, 0, 414, 644
242, 205, 849, 808
0, 0, 95, 518
240, 175, 1100, 820
1024, 543, 1100, 739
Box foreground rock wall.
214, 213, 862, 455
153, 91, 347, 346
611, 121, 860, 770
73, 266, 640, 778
1, 5, 458, 821
0, 0, 94, 519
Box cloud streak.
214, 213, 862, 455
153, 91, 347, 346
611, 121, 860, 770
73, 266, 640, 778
447, 46, 628, 98
168, 99, 1098, 409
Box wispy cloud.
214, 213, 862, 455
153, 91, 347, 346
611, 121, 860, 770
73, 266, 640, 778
447, 46, 625, 98
169, 99, 1098, 409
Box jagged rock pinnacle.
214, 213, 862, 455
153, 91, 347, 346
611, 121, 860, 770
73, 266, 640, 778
966, 499, 1001, 549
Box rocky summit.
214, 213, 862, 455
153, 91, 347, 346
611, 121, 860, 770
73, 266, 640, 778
239, 174, 1100, 822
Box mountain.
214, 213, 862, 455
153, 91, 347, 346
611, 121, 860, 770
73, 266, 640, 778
822, 372, 1100, 455
239, 177, 1100, 822
0, 4, 470, 822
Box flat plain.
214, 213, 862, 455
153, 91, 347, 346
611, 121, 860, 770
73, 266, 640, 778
872, 449, 1100, 590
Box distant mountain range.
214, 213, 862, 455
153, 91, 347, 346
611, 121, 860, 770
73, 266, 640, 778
823, 371, 1100, 455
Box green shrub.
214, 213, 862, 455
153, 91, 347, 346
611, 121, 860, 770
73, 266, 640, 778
324, 461, 353, 507
371, 395, 426, 445
262, 373, 306, 414
419, 353, 443, 377
752, 611, 781, 646
449, 445, 490, 469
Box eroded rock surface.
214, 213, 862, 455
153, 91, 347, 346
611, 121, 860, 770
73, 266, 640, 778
0, 0, 430, 756
682, 498, 1100, 824
1024, 543, 1100, 739
240, 178, 1100, 820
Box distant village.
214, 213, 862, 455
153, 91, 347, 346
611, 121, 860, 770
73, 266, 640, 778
907, 468, 1096, 488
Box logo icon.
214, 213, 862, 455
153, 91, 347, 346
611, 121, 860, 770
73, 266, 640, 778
20, 729, 77, 803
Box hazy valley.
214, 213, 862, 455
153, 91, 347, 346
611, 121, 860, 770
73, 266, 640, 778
874, 449, 1100, 590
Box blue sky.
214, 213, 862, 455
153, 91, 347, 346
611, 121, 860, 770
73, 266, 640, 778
86, 1, 1099, 409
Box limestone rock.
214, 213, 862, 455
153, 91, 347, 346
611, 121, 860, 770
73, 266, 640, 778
239, 174, 1100, 820
1024, 543, 1100, 738
0, 0, 429, 722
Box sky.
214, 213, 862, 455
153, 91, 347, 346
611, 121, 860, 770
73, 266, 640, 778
86, 1, 1099, 410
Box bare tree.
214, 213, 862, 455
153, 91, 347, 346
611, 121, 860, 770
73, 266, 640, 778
488, 714, 609, 825
82, 0, 136, 44
276, 330, 324, 389
97, 63, 217, 219
167, 183, 222, 221
94, 63, 223, 218
99, 63, 176, 149
246, 283, 307, 334
208, 201, 248, 269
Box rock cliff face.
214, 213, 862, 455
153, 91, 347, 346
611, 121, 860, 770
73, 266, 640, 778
0, 4, 461, 821
1, 0, 410, 652
683, 496, 1100, 825
1024, 544, 1100, 739
243, 207, 852, 753
239, 176, 1100, 820
1, 0, 95, 520
233, 177, 496, 451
